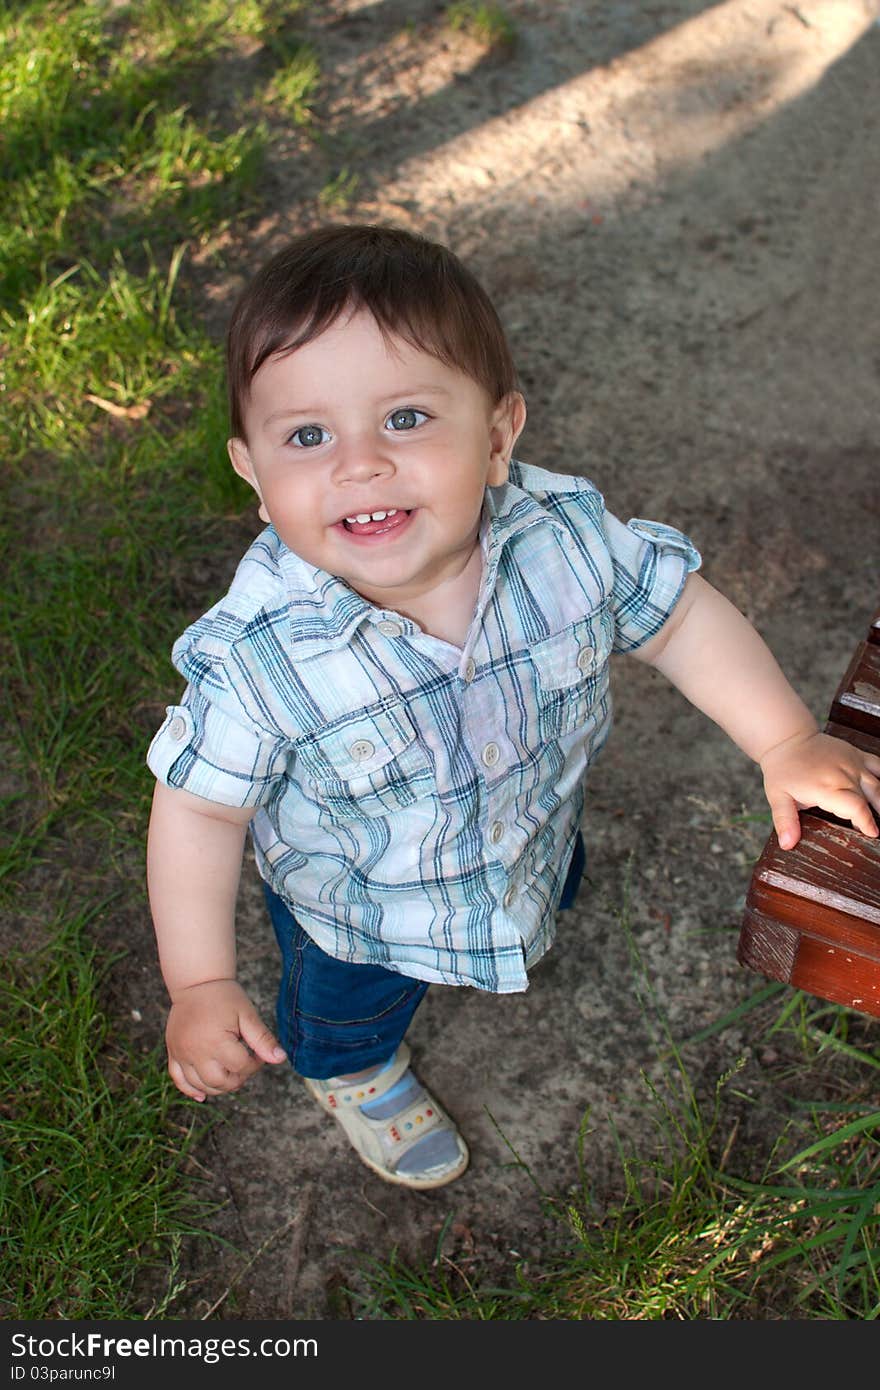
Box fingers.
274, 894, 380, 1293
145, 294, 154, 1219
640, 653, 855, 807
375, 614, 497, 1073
767, 792, 802, 851
168, 1037, 264, 1101
768, 783, 879, 851
169, 1056, 260, 1101
167, 1015, 286, 1102
238, 1009, 287, 1065
168, 1058, 207, 1103
764, 733, 880, 847
811, 769, 879, 837
835, 750, 880, 830
833, 785, 879, 838
859, 768, 880, 817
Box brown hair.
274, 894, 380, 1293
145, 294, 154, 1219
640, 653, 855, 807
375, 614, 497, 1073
225, 224, 519, 439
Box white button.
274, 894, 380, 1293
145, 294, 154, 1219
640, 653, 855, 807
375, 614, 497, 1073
489, 821, 504, 844
577, 646, 595, 672
462, 658, 476, 682
349, 739, 375, 762
503, 887, 516, 908
481, 742, 500, 767
167, 716, 187, 742
377, 619, 403, 637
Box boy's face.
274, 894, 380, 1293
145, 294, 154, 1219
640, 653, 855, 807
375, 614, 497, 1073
228, 308, 525, 616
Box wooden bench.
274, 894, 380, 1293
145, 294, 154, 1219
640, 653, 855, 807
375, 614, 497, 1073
738, 605, 880, 1016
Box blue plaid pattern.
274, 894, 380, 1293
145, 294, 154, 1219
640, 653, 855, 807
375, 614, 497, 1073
147, 462, 700, 992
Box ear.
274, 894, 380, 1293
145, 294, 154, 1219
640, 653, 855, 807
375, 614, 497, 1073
228, 437, 271, 523
487, 392, 527, 486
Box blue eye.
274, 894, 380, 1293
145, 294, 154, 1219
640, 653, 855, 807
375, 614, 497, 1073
291, 424, 328, 447
386, 408, 427, 432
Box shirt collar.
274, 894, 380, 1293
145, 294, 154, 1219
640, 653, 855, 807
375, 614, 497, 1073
277, 547, 387, 653
480, 462, 571, 589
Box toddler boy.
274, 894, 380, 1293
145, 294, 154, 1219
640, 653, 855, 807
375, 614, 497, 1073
147, 224, 880, 1189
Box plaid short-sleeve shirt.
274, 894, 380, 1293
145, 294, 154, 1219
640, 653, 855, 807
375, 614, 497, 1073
147, 462, 700, 992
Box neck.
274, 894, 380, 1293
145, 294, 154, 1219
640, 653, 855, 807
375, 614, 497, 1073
393, 545, 484, 649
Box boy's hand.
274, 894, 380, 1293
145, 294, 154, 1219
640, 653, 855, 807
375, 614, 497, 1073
759, 730, 880, 850
165, 978, 287, 1102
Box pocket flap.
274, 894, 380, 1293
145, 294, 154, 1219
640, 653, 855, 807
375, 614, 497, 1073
297, 704, 419, 782
533, 607, 613, 694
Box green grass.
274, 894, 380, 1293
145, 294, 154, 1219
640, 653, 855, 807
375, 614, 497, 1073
2, 0, 878, 1323
0, 0, 318, 303
0, 0, 302, 1319
444, 3, 517, 51
0, 908, 213, 1319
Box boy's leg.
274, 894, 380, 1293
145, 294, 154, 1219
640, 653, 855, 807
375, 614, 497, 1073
263, 884, 468, 1188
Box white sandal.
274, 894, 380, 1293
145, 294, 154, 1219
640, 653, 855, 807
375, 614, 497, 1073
303, 1042, 469, 1189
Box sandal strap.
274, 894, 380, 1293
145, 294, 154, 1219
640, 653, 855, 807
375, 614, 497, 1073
308, 1041, 412, 1114
373, 1095, 452, 1166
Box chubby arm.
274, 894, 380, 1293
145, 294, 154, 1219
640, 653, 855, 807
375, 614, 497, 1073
633, 573, 880, 849
147, 781, 286, 1100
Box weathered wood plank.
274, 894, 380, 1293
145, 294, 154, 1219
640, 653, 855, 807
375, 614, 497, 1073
738, 904, 880, 1014
828, 641, 880, 735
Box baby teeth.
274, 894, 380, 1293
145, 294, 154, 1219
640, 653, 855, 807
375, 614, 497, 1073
345, 508, 398, 524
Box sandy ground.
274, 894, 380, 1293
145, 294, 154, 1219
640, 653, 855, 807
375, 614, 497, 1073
125, 1, 879, 1318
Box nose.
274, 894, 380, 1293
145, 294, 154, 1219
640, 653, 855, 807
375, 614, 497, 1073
330, 433, 395, 487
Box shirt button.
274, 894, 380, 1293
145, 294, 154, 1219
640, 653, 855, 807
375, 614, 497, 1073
481, 742, 500, 767
489, 820, 504, 844
503, 886, 516, 908
376, 619, 403, 638
167, 716, 187, 742
576, 645, 595, 672
462, 658, 476, 682
349, 739, 375, 762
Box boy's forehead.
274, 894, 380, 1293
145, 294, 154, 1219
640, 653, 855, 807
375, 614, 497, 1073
256, 308, 472, 390
272, 305, 423, 359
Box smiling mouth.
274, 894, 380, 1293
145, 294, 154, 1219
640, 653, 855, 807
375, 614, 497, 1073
340, 508, 412, 536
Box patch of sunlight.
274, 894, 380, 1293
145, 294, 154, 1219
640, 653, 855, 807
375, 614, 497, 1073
385, 0, 875, 219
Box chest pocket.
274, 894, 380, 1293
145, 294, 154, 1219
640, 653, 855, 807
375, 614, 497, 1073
532, 605, 613, 739
294, 704, 435, 819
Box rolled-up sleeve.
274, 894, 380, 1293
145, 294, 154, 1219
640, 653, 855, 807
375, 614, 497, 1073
604, 513, 702, 653
147, 682, 289, 808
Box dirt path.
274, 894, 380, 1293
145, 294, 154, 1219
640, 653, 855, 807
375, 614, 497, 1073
147, 1, 880, 1318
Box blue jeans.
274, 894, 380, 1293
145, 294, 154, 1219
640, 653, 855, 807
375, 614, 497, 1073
263, 831, 585, 1078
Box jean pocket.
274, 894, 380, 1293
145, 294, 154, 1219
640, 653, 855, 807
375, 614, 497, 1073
291, 957, 428, 1057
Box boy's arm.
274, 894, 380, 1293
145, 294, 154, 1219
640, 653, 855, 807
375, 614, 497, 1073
147, 781, 286, 1100
632, 574, 880, 849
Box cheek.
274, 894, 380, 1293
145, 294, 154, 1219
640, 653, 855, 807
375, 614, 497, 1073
262, 474, 308, 514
